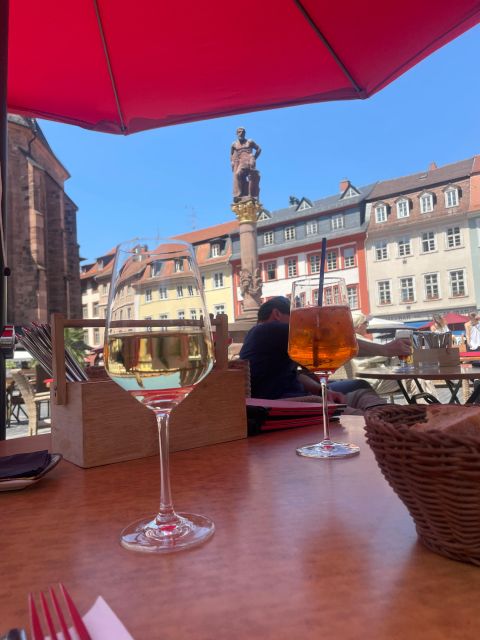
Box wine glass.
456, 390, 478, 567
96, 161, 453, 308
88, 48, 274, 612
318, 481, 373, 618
395, 329, 414, 371
288, 276, 359, 459
104, 238, 215, 553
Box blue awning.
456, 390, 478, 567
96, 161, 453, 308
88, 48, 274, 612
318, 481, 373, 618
404, 321, 428, 329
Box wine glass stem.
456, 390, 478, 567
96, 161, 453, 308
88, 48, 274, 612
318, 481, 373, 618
319, 375, 332, 443
155, 411, 177, 526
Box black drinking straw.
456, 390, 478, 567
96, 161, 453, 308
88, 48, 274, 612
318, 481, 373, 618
318, 237, 327, 306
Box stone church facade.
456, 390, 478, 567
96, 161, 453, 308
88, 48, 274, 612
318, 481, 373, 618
6, 115, 81, 326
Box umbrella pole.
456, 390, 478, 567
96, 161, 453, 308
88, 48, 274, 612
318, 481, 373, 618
0, 0, 9, 440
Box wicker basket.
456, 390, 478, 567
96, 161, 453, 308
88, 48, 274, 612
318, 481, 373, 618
365, 405, 480, 565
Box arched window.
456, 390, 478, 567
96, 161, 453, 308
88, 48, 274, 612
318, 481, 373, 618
375, 204, 387, 223
444, 187, 459, 208
396, 198, 410, 218
419, 192, 434, 213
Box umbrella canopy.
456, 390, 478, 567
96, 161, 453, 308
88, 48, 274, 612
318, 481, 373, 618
416, 312, 470, 330
365, 317, 411, 334
7, 0, 480, 134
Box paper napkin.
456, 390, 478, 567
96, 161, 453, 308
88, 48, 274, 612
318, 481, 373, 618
83, 597, 134, 640
0, 450, 50, 479
46, 596, 134, 640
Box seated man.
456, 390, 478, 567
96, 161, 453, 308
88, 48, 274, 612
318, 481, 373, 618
240, 297, 411, 413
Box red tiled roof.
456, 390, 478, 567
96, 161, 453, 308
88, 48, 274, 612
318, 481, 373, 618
195, 243, 231, 265
369, 157, 474, 201
174, 220, 238, 244
80, 263, 98, 279
98, 247, 117, 258
80, 252, 116, 280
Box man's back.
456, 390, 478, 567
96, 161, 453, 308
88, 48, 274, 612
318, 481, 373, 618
240, 321, 304, 399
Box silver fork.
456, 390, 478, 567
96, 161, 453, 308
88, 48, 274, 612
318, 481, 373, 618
28, 584, 92, 640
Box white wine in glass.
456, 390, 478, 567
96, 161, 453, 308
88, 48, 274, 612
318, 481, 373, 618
104, 238, 215, 553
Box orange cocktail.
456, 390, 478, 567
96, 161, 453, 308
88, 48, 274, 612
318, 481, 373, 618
288, 305, 358, 374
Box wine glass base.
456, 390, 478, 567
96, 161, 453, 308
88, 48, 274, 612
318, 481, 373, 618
120, 513, 215, 553
296, 441, 360, 459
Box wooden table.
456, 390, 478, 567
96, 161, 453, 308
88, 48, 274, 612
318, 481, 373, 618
360, 365, 480, 404
2, 419, 480, 639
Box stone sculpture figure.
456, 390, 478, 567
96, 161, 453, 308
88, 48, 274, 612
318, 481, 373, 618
231, 127, 261, 203
239, 267, 263, 302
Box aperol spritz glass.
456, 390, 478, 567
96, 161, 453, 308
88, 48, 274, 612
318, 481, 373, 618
288, 276, 359, 459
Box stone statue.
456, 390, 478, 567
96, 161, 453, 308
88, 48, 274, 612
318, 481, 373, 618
231, 127, 261, 203
239, 267, 263, 301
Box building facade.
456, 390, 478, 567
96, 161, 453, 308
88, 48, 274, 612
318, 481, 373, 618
80, 227, 238, 345
366, 158, 480, 321
174, 221, 237, 319
80, 249, 115, 347
7, 115, 81, 326
466, 157, 480, 306
230, 182, 373, 318
83, 154, 480, 330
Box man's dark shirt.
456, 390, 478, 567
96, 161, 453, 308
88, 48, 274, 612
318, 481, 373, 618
239, 321, 306, 399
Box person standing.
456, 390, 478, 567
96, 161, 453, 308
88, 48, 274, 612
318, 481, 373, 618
431, 314, 450, 334
465, 312, 480, 351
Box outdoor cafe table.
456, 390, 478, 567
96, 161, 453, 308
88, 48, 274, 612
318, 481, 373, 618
2, 418, 480, 639
360, 365, 480, 404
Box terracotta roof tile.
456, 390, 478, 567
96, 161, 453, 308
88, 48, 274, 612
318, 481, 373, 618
80, 263, 98, 279
195, 243, 231, 266
174, 220, 238, 244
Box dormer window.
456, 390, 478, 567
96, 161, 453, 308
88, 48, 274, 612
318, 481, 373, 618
150, 260, 163, 277
297, 198, 312, 211
284, 226, 296, 241
444, 187, 459, 208
341, 185, 360, 199
375, 204, 387, 223
257, 209, 271, 221
306, 220, 318, 236
209, 240, 226, 258
331, 214, 344, 230
396, 198, 410, 218
419, 192, 434, 213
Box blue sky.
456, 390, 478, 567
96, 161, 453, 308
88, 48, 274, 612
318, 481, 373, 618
39, 25, 480, 264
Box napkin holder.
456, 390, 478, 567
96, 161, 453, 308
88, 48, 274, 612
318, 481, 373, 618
50, 314, 247, 468
412, 347, 460, 367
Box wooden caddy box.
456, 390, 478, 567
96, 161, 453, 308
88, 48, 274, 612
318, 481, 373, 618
413, 347, 460, 368
50, 314, 248, 468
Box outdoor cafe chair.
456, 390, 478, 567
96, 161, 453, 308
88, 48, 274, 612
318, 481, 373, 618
11, 371, 51, 436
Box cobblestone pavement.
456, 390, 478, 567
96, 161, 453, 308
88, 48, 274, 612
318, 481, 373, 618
6, 419, 51, 439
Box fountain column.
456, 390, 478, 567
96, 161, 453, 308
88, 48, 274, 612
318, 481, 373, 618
231, 199, 263, 322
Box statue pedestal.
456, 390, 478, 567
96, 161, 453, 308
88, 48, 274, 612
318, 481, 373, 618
236, 307, 258, 323
228, 317, 256, 343
231, 198, 263, 324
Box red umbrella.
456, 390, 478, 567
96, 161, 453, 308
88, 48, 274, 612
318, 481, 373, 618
6, 0, 480, 134
417, 312, 471, 330
0, 1, 479, 437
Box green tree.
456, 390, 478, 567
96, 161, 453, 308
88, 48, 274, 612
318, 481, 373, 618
64, 328, 90, 366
